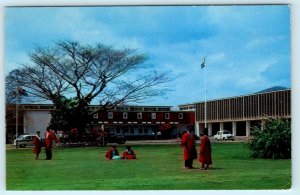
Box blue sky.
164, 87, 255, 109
4, 5, 291, 107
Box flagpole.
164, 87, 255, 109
204, 60, 207, 130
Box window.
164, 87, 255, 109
138, 128, 143, 134
151, 113, 156, 119
108, 112, 113, 119
137, 112, 142, 119
93, 113, 98, 119
165, 113, 170, 119
124, 128, 129, 134
123, 112, 128, 119
178, 113, 183, 119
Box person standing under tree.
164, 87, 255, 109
33, 131, 42, 160
181, 126, 197, 169
199, 133, 212, 170
44, 127, 59, 160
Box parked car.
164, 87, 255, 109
213, 130, 235, 141
96, 133, 126, 146
13, 134, 45, 148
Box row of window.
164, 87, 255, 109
94, 112, 184, 120
115, 106, 171, 112
196, 90, 291, 121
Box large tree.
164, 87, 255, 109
6, 41, 173, 135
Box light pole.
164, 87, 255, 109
15, 87, 19, 149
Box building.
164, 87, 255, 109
5, 104, 195, 142
6, 104, 53, 142
179, 89, 291, 137
92, 105, 195, 139
7, 89, 290, 141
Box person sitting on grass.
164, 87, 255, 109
122, 146, 137, 159
105, 145, 121, 160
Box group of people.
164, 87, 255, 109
33, 127, 59, 160
105, 145, 137, 160
181, 126, 212, 170
33, 126, 210, 171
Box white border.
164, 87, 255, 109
1, 1, 299, 195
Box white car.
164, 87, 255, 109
213, 130, 235, 141
13, 134, 37, 148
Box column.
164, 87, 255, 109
232, 121, 237, 136
208, 123, 212, 136
220, 122, 224, 131
246, 120, 251, 137
23, 114, 27, 134
261, 120, 265, 130
195, 122, 200, 136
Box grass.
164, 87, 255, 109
6, 142, 291, 190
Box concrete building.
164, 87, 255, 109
6, 89, 290, 141
179, 89, 291, 137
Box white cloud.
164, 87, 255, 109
4, 6, 291, 106
245, 36, 285, 49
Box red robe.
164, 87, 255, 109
33, 136, 41, 154
44, 131, 58, 150
105, 148, 119, 160
122, 151, 137, 159
199, 135, 212, 164
181, 131, 197, 160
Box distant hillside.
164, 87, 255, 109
256, 86, 288, 94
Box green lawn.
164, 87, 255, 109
6, 142, 291, 190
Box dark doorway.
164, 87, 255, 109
236, 121, 246, 136
211, 123, 220, 135
223, 122, 233, 133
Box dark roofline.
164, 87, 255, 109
8, 103, 173, 109
178, 88, 291, 106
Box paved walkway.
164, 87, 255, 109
125, 137, 246, 145
125, 139, 181, 145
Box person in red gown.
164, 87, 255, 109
105, 145, 121, 160
44, 127, 59, 160
33, 131, 42, 160
122, 146, 136, 159
181, 126, 197, 169
199, 133, 212, 169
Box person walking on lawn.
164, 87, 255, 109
44, 127, 59, 160
181, 126, 197, 169
199, 133, 212, 170
33, 130, 42, 160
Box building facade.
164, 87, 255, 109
91, 105, 195, 139
6, 104, 195, 141
179, 89, 291, 137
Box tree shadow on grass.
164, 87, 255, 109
199, 167, 225, 171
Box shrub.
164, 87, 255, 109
248, 117, 291, 159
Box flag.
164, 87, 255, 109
201, 57, 206, 69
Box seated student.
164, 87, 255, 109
105, 145, 121, 160
122, 146, 137, 159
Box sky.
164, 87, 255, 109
4, 5, 291, 107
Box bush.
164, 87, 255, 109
248, 117, 291, 159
